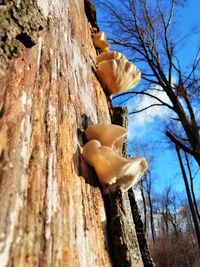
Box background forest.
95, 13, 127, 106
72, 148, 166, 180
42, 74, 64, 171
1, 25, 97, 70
94, 0, 200, 266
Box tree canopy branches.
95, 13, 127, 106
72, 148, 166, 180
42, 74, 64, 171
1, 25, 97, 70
97, 0, 200, 165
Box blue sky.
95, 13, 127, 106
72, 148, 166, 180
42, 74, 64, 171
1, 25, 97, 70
175, 0, 200, 68
94, 0, 200, 198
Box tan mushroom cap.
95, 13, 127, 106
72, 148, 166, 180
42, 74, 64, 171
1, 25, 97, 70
96, 51, 141, 95
92, 32, 110, 51
82, 140, 148, 193
85, 123, 127, 153
96, 51, 126, 64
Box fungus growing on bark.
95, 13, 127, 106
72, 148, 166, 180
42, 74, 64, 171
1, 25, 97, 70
96, 51, 141, 95
85, 123, 127, 154
82, 140, 148, 193
96, 51, 126, 64
92, 32, 110, 52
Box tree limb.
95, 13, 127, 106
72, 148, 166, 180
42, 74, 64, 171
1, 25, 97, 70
113, 90, 174, 110
129, 103, 164, 114
166, 131, 194, 155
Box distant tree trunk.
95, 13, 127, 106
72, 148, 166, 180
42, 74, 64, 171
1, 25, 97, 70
140, 179, 148, 236
145, 172, 156, 244
148, 193, 156, 243
176, 146, 200, 251
185, 152, 200, 222
163, 211, 170, 235
169, 212, 179, 237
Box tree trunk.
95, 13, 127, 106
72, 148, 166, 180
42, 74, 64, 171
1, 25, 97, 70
175, 146, 200, 251
0, 1, 148, 266
128, 189, 155, 267
144, 173, 156, 243
185, 152, 200, 222
140, 179, 148, 236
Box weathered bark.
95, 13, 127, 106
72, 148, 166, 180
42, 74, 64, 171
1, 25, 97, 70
0, 1, 151, 266
109, 107, 154, 266
108, 107, 143, 267
128, 190, 155, 267
0, 1, 113, 266
0, 0, 44, 76
108, 190, 143, 267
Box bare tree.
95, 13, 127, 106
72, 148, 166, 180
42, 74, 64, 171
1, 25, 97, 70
175, 145, 200, 250
130, 142, 157, 243
184, 152, 200, 222
150, 187, 200, 266
144, 171, 156, 244
139, 178, 149, 235
96, 0, 200, 165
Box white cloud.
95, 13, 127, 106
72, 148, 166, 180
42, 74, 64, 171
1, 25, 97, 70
126, 89, 173, 139
128, 89, 171, 124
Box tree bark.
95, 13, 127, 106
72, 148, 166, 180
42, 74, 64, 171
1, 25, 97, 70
0, 1, 112, 266
0, 1, 149, 266
108, 107, 144, 267
128, 189, 155, 267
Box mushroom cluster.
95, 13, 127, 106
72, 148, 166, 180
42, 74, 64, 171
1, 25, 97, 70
92, 31, 110, 52
96, 51, 141, 95
92, 30, 141, 95
82, 124, 148, 194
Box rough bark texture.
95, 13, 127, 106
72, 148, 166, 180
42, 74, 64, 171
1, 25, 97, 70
0, 0, 44, 76
108, 190, 143, 267
128, 190, 155, 266
0, 1, 111, 266
0, 1, 150, 266
108, 107, 143, 267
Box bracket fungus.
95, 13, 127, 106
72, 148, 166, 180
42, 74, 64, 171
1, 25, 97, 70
85, 123, 127, 154
96, 51, 141, 95
96, 51, 126, 65
92, 32, 110, 52
82, 140, 148, 193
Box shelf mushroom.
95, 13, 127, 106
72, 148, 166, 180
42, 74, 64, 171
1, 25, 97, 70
96, 51, 126, 64
85, 123, 127, 154
82, 140, 148, 193
92, 32, 110, 52
96, 51, 141, 95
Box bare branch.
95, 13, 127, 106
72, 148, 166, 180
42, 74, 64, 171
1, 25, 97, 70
166, 131, 194, 155
112, 90, 174, 110
129, 103, 165, 114
100, 0, 200, 165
